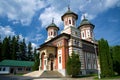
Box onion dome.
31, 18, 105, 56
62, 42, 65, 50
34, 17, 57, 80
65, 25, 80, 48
61, 7, 78, 21
46, 19, 59, 31
78, 18, 95, 29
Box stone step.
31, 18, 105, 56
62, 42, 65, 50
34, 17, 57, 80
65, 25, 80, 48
40, 71, 63, 78
23, 70, 43, 77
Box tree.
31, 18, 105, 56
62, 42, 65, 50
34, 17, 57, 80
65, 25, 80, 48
66, 52, 81, 77
32, 48, 40, 70
1, 37, 11, 60
98, 38, 114, 78
27, 42, 33, 61
19, 38, 27, 60
112, 45, 120, 75
0, 35, 2, 61
11, 36, 18, 60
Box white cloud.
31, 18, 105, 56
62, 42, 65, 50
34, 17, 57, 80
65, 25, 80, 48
39, 0, 120, 27
0, 26, 15, 38
0, 0, 47, 26
31, 43, 38, 49
0, 0, 119, 27
26, 33, 43, 43
39, 6, 63, 28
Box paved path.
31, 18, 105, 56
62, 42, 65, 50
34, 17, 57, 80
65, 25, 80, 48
34, 77, 94, 80
0, 75, 94, 80
23, 70, 44, 77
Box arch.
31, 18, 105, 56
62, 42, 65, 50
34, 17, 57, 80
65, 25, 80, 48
48, 53, 54, 61
48, 53, 54, 71
41, 52, 45, 70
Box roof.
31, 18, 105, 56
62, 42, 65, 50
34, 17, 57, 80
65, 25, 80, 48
37, 33, 70, 50
0, 60, 34, 67
61, 8, 78, 21
46, 23, 59, 31
78, 18, 95, 29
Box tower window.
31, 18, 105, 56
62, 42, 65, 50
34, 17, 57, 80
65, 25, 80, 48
73, 20, 75, 25
82, 33, 84, 37
69, 20, 71, 24
51, 32, 52, 35
54, 31, 56, 36
59, 56, 61, 63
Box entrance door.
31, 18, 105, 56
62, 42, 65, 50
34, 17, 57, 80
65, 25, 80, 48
49, 54, 54, 71
51, 61, 53, 71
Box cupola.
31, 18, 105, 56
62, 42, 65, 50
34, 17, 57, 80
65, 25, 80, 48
45, 19, 59, 42
61, 6, 78, 29
78, 17, 95, 42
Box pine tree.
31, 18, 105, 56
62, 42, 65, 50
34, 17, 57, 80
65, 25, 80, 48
2, 37, 11, 60
66, 52, 81, 77
98, 38, 114, 78
11, 36, 19, 60
27, 42, 33, 61
19, 38, 27, 60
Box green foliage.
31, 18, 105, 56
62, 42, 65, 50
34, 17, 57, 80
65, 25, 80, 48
66, 52, 81, 77
98, 38, 114, 78
0, 36, 2, 61
0, 35, 35, 61
112, 45, 120, 75
32, 48, 40, 70
27, 42, 33, 61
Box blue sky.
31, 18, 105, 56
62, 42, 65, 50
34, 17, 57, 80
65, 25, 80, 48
0, 0, 120, 48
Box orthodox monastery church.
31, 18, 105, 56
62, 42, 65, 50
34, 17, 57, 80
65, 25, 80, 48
38, 7, 98, 76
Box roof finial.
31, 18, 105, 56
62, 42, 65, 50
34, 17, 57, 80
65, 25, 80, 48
68, 4, 70, 11
83, 14, 86, 19
52, 18, 54, 23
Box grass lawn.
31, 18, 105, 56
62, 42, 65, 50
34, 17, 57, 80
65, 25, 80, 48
94, 75, 120, 80
15, 73, 24, 76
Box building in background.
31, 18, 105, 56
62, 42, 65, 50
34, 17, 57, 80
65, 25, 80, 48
38, 7, 98, 76
0, 60, 34, 74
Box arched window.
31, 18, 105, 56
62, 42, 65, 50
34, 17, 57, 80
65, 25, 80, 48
51, 32, 52, 35
54, 31, 56, 36
82, 33, 84, 37
69, 20, 71, 24
73, 20, 75, 25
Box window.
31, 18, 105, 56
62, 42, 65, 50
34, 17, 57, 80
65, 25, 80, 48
82, 33, 84, 37
3, 68, 6, 71
54, 31, 56, 36
59, 56, 61, 63
26, 68, 31, 71
75, 32, 77, 36
88, 59, 90, 64
93, 59, 96, 64
51, 32, 52, 35
73, 20, 75, 25
87, 30, 90, 37
69, 20, 71, 24
18, 68, 22, 71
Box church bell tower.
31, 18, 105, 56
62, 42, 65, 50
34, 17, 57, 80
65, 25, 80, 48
78, 16, 95, 42
61, 6, 80, 38
45, 19, 59, 42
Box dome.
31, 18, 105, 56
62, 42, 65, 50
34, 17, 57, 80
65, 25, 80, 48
61, 8, 78, 21
78, 18, 95, 29
46, 23, 59, 31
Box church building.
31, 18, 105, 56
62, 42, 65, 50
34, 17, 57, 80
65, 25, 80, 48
38, 7, 98, 76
